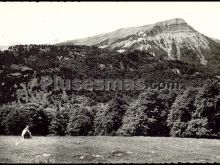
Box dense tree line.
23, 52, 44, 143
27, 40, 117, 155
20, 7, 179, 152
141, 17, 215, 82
168, 80, 220, 138
0, 80, 219, 138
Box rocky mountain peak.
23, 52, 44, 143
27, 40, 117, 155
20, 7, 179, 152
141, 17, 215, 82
149, 18, 195, 34
58, 18, 220, 67
155, 18, 187, 26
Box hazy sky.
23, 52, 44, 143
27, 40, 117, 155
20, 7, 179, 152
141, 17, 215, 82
0, 2, 220, 46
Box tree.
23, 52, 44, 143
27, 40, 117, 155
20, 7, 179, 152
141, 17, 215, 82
168, 87, 197, 137
66, 105, 94, 136
49, 109, 69, 136
119, 90, 171, 136
94, 94, 128, 135
184, 118, 210, 137
168, 79, 220, 138
0, 105, 17, 134
3, 103, 49, 135
192, 79, 220, 137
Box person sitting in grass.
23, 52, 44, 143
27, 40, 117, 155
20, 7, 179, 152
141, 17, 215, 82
21, 125, 32, 139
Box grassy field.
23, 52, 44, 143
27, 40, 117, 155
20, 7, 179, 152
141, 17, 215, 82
0, 136, 220, 163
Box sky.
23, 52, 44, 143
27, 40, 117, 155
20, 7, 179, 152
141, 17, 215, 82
0, 2, 220, 46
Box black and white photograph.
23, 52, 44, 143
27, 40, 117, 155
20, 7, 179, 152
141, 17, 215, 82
0, 1, 220, 164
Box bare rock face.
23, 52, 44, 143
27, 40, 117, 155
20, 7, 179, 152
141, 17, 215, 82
59, 18, 220, 66
102, 18, 210, 65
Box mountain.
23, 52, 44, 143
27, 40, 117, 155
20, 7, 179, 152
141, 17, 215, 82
0, 46, 9, 51
58, 18, 220, 72
214, 39, 220, 44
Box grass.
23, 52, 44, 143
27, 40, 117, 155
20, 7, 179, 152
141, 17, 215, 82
0, 136, 220, 163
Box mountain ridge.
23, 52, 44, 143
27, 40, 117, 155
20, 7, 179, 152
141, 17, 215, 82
58, 18, 193, 46
57, 18, 220, 70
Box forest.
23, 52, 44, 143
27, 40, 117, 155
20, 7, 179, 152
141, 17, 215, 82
0, 44, 219, 138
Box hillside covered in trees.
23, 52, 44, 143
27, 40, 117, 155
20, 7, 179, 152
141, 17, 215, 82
0, 45, 219, 138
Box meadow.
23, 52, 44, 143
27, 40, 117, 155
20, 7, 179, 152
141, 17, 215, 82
0, 136, 220, 163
